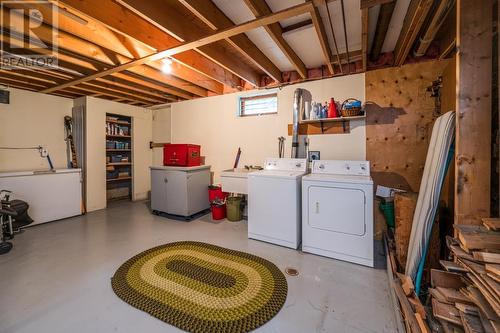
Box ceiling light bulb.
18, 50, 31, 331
161, 58, 172, 74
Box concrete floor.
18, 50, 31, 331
0, 201, 398, 333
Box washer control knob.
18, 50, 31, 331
345, 164, 351, 170
295, 163, 302, 168
318, 164, 325, 170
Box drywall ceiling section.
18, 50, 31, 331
246, 28, 294, 71
212, 0, 293, 71
382, 0, 411, 53
283, 26, 325, 69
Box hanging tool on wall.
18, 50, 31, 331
278, 136, 285, 158
64, 116, 77, 168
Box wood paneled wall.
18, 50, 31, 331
366, 59, 454, 192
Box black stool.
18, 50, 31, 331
0, 207, 16, 254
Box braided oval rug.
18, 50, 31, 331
111, 241, 288, 333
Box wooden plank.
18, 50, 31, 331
59, 0, 242, 89
441, 260, 470, 273
416, 313, 431, 333
431, 269, 467, 289
282, 19, 313, 33
393, 279, 423, 333
459, 311, 486, 333
437, 287, 475, 304
370, 0, 396, 61
485, 265, 500, 277
394, 0, 434, 66
455, 0, 492, 225
474, 253, 500, 265
310, 4, 334, 75
287, 122, 349, 135
483, 218, 500, 231
463, 287, 499, 322
398, 273, 415, 296
40, 2, 313, 94
432, 298, 463, 326
430, 287, 453, 304
454, 226, 500, 252
244, 0, 308, 79
395, 192, 418, 268
456, 303, 480, 316
177, 0, 282, 82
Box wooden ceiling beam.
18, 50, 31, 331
0, 7, 207, 98
310, 4, 334, 75
282, 19, 313, 34
40, 2, 313, 94
244, 0, 308, 79
58, 0, 242, 89
0, 32, 195, 100
118, 0, 262, 87
360, 0, 395, 9
370, 0, 396, 61
394, 0, 434, 66
361, 8, 368, 71
178, 0, 283, 83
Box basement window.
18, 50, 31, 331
238, 93, 278, 116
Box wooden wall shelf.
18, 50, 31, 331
287, 116, 365, 135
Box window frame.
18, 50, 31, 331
238, 92, 278, 117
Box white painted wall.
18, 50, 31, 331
167, 74, 366, 182
79, 97, 152, 212
152, 106, 171, 166
0, 88, 73, 172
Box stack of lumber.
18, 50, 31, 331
429, 218, 500, 333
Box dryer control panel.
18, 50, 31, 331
264, 158, 307, 172
312, 160, 370, 176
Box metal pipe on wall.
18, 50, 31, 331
291, 88, 303, 158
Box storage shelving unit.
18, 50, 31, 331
106, 113, 132, 202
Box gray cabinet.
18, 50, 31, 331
150, 166, 210, 217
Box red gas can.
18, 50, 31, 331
163, 144, 201, 167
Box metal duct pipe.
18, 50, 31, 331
414, 0, 455, 57
291, 88, 303, 158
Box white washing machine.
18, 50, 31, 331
247, 158, 307, 249
302, 160, 374, 267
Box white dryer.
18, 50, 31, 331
302, 160, 374, 267
247, 158, 307, 249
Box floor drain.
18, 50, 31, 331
285, 267, 299, 276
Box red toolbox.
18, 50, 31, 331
163, 144, 201, 167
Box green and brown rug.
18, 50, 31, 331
111, 241, 288, 333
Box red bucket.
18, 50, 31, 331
208, 185, 227, 203
211, 204, 226, 220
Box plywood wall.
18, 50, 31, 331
366, 59, 453, 192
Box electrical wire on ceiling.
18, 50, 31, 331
325, 0, 342, 74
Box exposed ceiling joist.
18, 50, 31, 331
394, 0, 434, 66
370, 1, 396, 61
58, 0, 242, 89
360, 0, 395, 9
178, 0, 283, 83
244, 0, 308, 79
310, 4, 334, 75
118, 0, 262, 87
40, 2, 313, 94
0, 7, 203, 99
282, 19, 313, 34
361, 8, 368, 71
